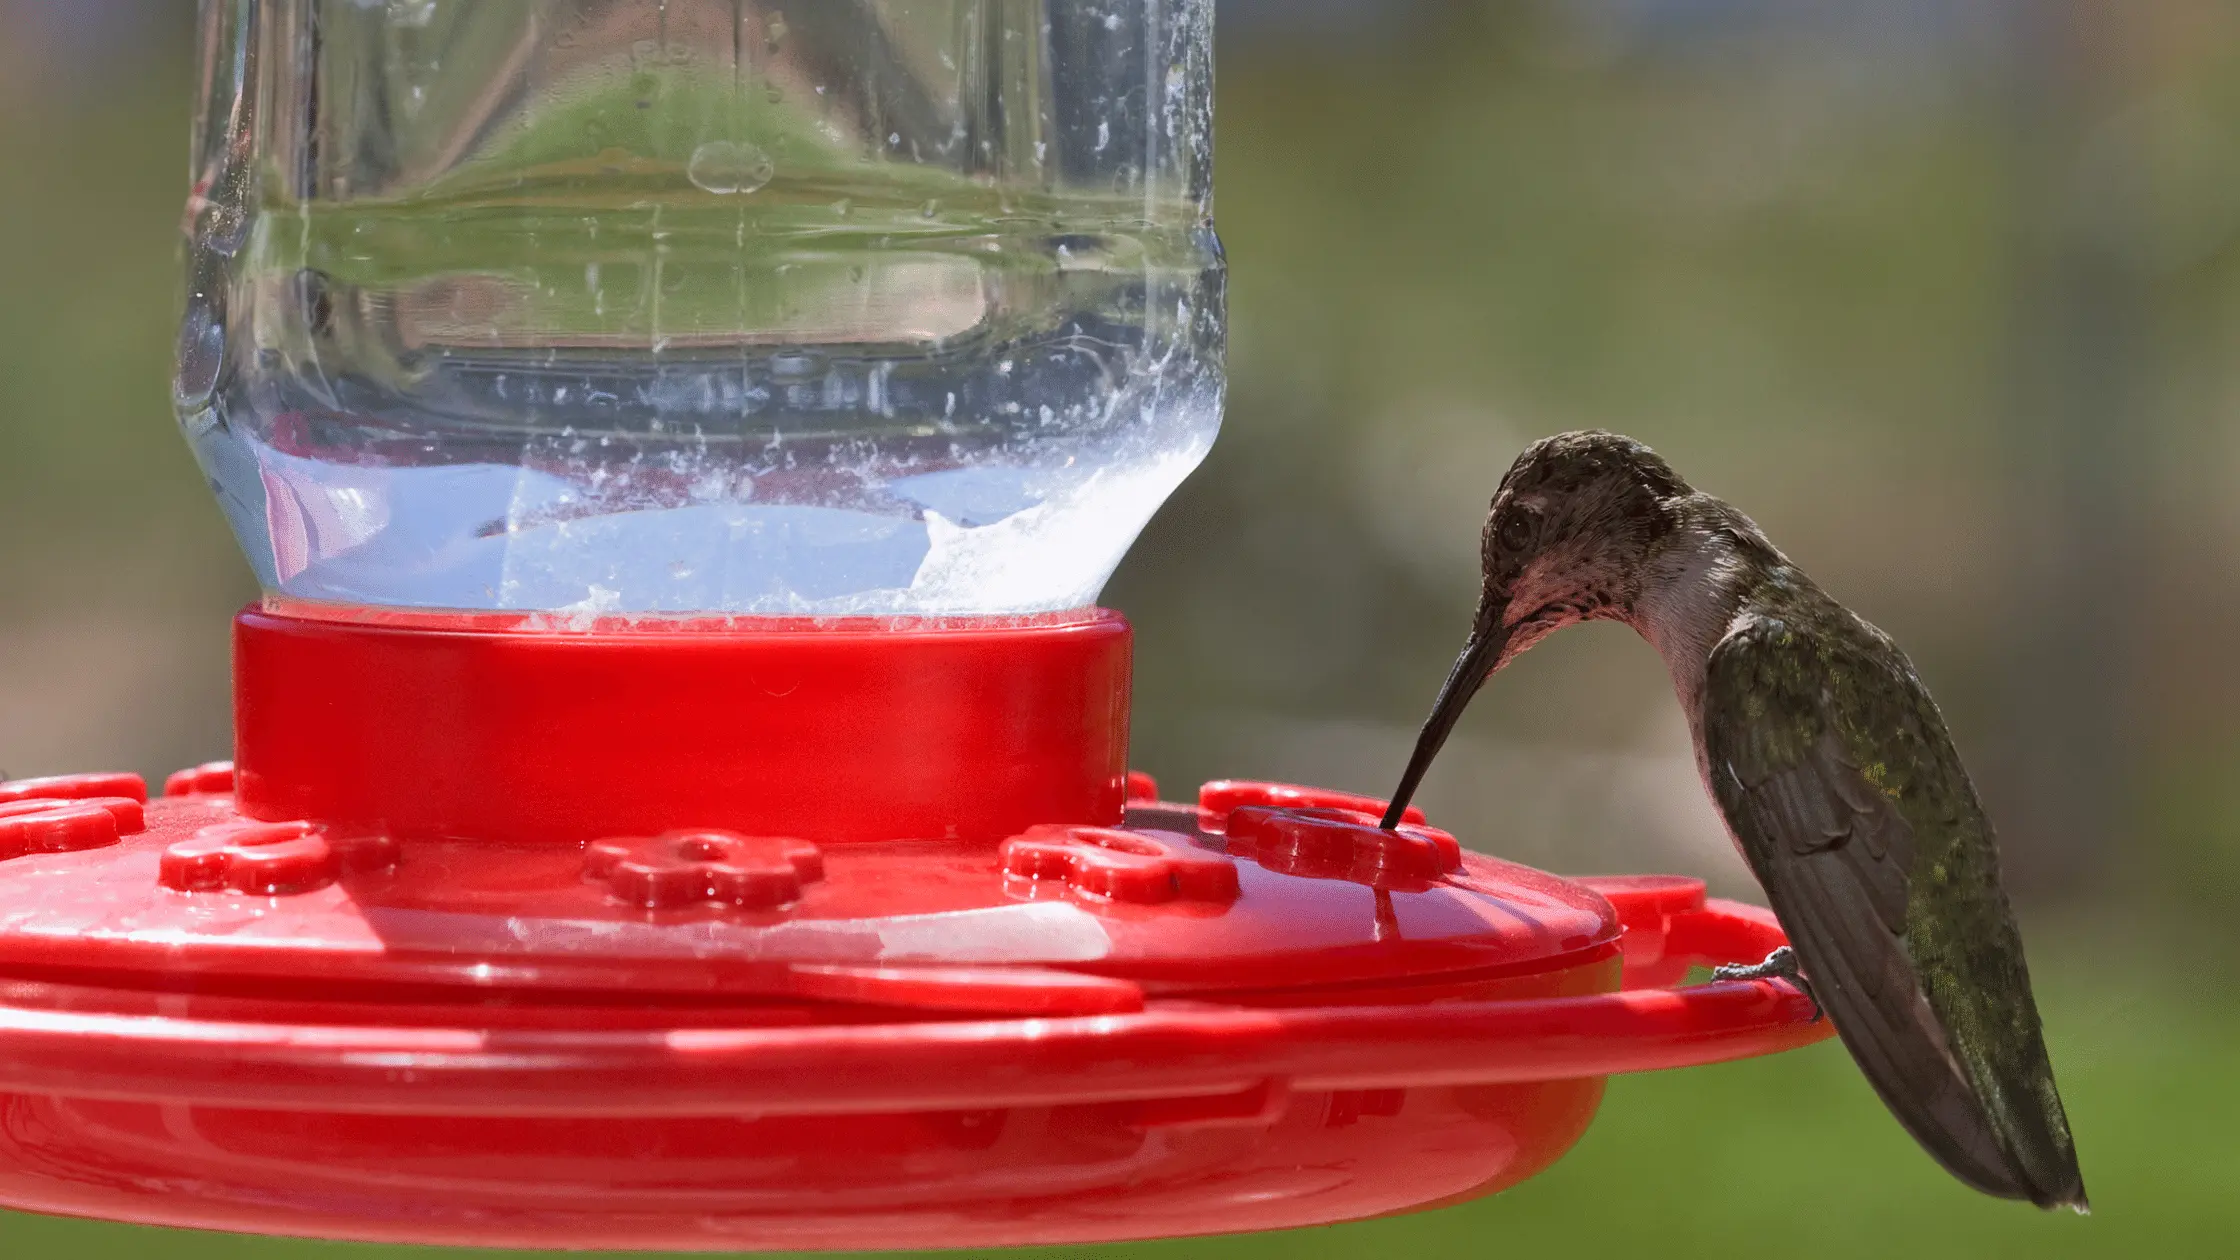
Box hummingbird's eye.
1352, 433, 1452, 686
1497, 511, 1537, 554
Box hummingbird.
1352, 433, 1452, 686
1380, 430, 2086, 1211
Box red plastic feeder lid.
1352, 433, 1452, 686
0, 765, 1822, 1105
0, 606, 1831, 1072
0, 774, 1620, 1009
10, 606, 1590, 1003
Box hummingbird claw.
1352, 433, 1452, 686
1714, 945, 1824, 1021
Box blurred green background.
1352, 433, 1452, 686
2, 0, 2237, 1256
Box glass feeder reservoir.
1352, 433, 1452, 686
180, 0, 1222, 617
0, 1, 1832, 1252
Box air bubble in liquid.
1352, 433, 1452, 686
686, 140, 775, 194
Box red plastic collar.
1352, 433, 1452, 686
233, 604, 1132, 847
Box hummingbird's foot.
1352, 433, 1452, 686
1713, 945, 1823, 1021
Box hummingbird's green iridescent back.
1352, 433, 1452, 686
1702, 573, 2087, 1209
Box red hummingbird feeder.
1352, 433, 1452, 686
0, 611, 1828, 1251
0, 0, 1829, 1250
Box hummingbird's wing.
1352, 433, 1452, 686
1702, 614, 2085, 1210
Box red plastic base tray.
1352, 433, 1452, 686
0, 767, 1826, 1251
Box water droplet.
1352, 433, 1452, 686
764, 83, 783, 104
173, 293, 225, 409
921, 200, 939, 218
687, 140, 774, 195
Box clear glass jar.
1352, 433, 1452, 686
178, 0, 1221, 615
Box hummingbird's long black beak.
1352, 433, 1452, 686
1381, 619, 1510, 829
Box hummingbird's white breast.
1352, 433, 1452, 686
1630, 526, 1759, 761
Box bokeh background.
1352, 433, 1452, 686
2, 0, 2236, 1256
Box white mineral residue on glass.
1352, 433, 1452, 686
907, 437, 1212, 613
224, 390, 1216, 617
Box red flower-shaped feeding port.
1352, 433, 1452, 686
1221, 805, 1462, 892
1197, 779, 1427, 827
163, 760, 236, 798
0, 773, 147, 807
585, 830, 825, 910
1001, 824, 1240, 905
161, 819, 399, 895
0, 796, 145, 861
0, 772, 149, 862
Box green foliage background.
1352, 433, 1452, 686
3, 4, 2236, 1256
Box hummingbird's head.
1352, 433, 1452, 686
1380, 431, 1689, 827
1477, 430, 1689, 649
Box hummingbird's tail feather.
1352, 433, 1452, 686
1979, 1047, 2090, 1212
1764, 870, 2035, 1200
1703, 624, 2086, 1213
1757, 833, 2087, 1211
